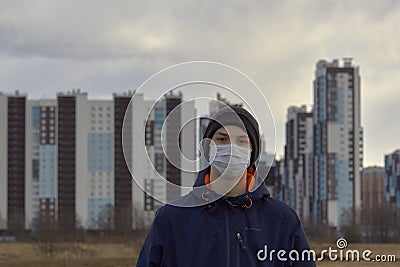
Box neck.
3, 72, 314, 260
209, 167, 247, 197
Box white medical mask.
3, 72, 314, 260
209, 143, 251, 181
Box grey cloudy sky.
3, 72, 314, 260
0, 0, 399, 166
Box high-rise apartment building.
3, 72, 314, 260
57, 90, 105, 232
384, 149, 400, 205
361, 166, 385, 209
57, 92, 77, 233
26, 99, 58, 231
86, 99, 115, 229
165, 92, 183, 202
313, 58, 363, 226
0, 91, 27, 233
284, 105, 313, 221
141, 91, 197, 206
0, 89, 197, 233
113, 92, 133, 231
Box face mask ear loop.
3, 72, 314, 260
208, 141, 217, 165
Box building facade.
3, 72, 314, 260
26, 99, 58, 232
284, 105, 313, 222
313, 58, 363, 226
0, 90, 197, 233
384, 150, 400, 205
361, 166, 385, 209
0, 92, 27, 233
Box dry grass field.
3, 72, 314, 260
0, 242, 138, 267
0, 241, 398, 266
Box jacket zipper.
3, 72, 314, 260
225, 201, 230, 267
235, 232, 246, 267
236, 232, 246, 249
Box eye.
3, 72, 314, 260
237, 139, 250, 148
238, 139, 249, 144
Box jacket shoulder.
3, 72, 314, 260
153, 202, 201, 223
261, 196, 301, 224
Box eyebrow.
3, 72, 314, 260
214, 131, 249, 139
214, 131, 229, 137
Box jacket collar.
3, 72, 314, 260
191, 165, 270, 208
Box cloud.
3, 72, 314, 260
0, 0, 399, 165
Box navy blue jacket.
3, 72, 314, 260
137, 166, 316, 266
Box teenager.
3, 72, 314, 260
137, 105, 316, 266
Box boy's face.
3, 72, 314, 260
211, 125, 252, 150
